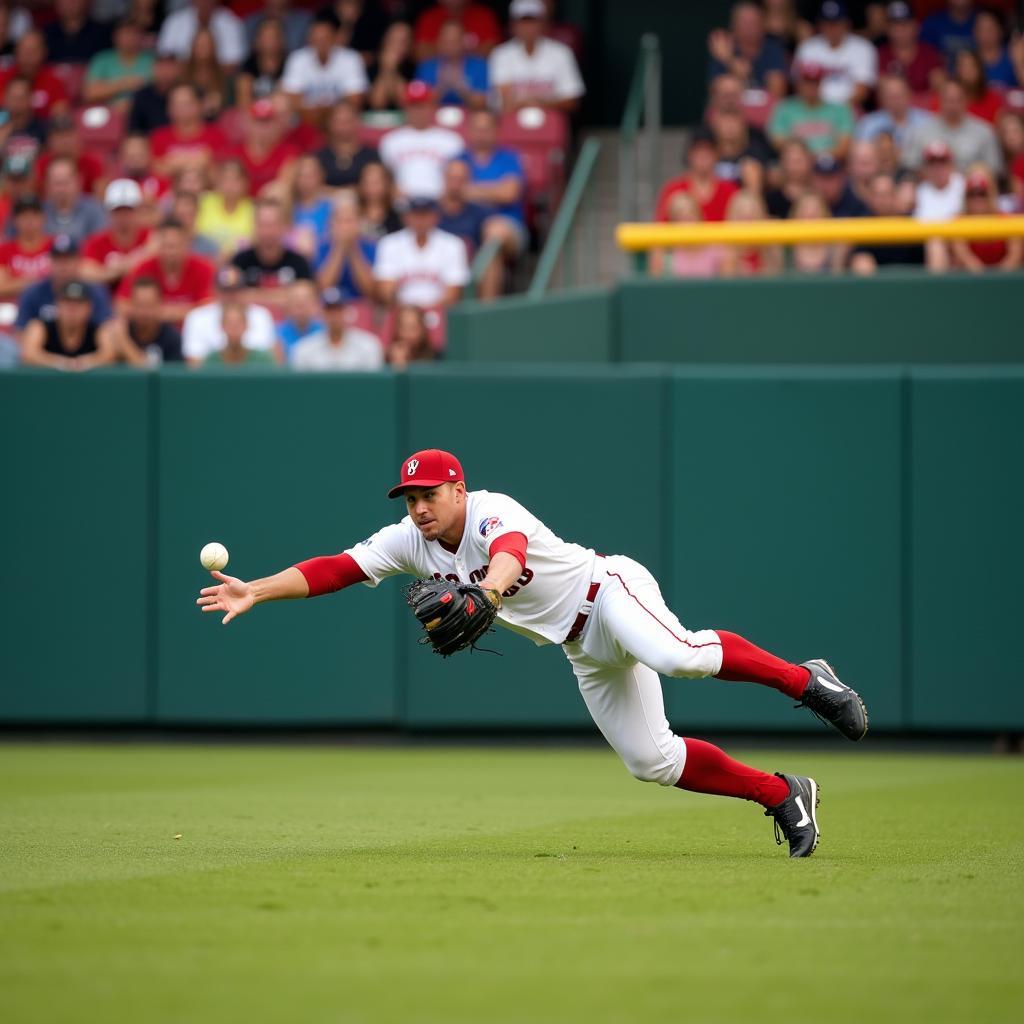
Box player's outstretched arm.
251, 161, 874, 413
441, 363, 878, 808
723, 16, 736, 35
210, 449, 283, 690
196, 567, 310, 625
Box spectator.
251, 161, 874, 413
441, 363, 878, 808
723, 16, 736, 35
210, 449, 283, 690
380, 82, 464, 200
794, 2, 878, 107
373, 196, 469, 308
20, 280, 118, 370
788, 191, 843, 273
415, 0, 501, 60
290, 154, 333, 257
765, 138, 815, 217
768, 60, 854, 159
204, 303, 278, 367
128, 0, 163, 47
367, 22, 417, 113
290, 286, 383, 371
116, 133, 170, 222
81, 178, 153, 288
277, 279, 324, 360
811, 152, 869, 216
950, 166, 1022, 270
236, 16, 288, 108
913, 139, 967, 219
856, 74, 934, 148
973, 9, 1024, 90
245, 0, 311, 55
157, 0, 248, 69
706, 1, 788, 100
848, 173, 924, 272
116, 217, 215, 328
127, 50, 183, 135
416, 19, 488, 108
150, 83, 227, 180
16, 234, 113, 333
43, 157, 107, 245
762, 0, 812, 56
44, 0, 111, 65
84, 18, 153, 109
187, 26, 231, 121
0, 76, 48, 160
0, 5, 31, 57
0, 154, 37, 237
0, 195, 51, 299
316, 102, 380, 190
326, 0, 391, 62
35, 115, 105, 200
705, 73, 778, 146
847, 138, 881, 205
0, 31, 69, 120
196, 159, 255, 258
877, 2, 944, 96
921, 0, 977, 66
709, 110, 774, 194
461, 107, 528, 297
282, 12, 368, 125
948, 49, 1003, 123
315, 194, 377, 301
181, 264, 277, 365
231, 199, 313, 308
903, 80, 1003, 172
357, 160, 403, 240
168, 190, 220, 261
225, 99, 298, 198
489, 0, 585, 113
721, 189, 782, 276
650, 192, 726, 279
655, 129, 740, 222
996, 110, 1024, 204
386, 304, 435, 367
437, 158, 488, 254
118, 275, 185, 365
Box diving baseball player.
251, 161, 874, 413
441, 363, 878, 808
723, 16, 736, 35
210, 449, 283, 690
196, 449, 868, 858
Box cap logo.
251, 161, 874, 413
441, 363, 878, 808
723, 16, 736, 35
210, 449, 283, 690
407, 459, 420, 476
449, 469, 456, 476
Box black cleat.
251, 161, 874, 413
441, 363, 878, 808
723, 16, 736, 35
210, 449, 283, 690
797, 658, 869, 741
764, 773, 820, 858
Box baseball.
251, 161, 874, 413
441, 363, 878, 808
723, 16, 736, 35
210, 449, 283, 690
200, 542, 229, 572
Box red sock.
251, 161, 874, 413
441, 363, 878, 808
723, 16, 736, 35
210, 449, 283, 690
714, 630, 810, 700
675, 738, 789, 807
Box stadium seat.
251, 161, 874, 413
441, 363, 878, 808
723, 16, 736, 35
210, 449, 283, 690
739, 89, 775, 131
497, 109, 568, 210
343, 300, 378, 336
75, 106, 126, 151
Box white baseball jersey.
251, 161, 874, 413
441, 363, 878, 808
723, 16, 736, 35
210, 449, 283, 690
282, 46, 368, 106
373, 227, 469, 307
488, 37, 585, 103
345, 490, 595, 646
379, 126, 465, 199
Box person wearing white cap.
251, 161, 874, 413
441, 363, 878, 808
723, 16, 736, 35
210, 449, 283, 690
488, 0, 584, 113
81, 179, 155, 287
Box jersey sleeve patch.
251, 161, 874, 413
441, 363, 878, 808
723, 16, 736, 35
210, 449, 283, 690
478, 516, 503, 538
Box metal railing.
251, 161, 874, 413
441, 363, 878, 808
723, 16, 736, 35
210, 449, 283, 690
463, 237, 503, 300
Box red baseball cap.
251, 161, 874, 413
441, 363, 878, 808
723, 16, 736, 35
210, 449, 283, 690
388, 449, 465, 498
404, 80, 435, 105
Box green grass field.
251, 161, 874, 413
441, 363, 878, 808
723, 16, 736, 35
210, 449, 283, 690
1, 743, 1021, 1024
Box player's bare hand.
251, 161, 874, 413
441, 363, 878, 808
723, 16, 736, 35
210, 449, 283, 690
196, 571, 254, 625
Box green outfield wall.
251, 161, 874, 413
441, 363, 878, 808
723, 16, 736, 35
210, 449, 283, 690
1, 365, 1021, 732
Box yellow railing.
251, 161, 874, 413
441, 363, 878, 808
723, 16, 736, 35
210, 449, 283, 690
616, 215, 1024, 270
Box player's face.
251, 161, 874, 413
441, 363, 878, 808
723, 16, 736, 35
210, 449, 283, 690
405, 483, 465, 542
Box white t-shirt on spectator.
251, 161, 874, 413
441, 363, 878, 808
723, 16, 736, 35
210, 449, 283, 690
281, 46, 369, 106
379, 126, 465, 199
290, 327, 383, 371
488, 37, 585, 103
794, 34, 878, 106
157, 7, 248, 64
373, 227, 470, 307
182, 300, 277, 361
914, 173, 966, 221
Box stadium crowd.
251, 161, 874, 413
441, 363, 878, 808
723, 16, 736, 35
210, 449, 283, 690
0, 0, 584, 369
652, 0, 1024, 278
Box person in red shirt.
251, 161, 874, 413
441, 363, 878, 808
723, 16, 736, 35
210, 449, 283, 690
876, 2, 943, 97
34, 115, 107, 199
116, 217, 215, 327
654, 128, 740, 223
0, 195, 52, 298
224, 99, 299, 197
951, 168, 1023, 270
150, 83, 226, 180
82, 179, 154, 288
414, 0, 502, 59
0, 30, 69, 119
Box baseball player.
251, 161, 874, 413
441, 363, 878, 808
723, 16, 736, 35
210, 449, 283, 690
197, 449, 868, 858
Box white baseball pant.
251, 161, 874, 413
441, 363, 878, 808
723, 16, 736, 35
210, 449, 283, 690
562, 555, 724, 786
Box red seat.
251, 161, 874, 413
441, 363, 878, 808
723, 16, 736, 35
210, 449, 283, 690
75, 106, 126, 151
343, 300, 378, 335
53, 63, 86, 105
498, 109, 568, 211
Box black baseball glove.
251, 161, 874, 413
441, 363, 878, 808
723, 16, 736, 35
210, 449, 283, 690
405, 578, 500, 657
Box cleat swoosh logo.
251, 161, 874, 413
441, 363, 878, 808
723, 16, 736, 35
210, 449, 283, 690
817, 675, 845, 692
794, 796, 812, 828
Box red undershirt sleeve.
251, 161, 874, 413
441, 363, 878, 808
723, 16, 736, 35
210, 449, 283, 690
488, 532, 527, 571
293, 553, 369, 597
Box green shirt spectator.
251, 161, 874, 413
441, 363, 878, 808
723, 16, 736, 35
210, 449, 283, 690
84, 20, 154, 107
768, 61, 854, 161
204, 347, 276, 367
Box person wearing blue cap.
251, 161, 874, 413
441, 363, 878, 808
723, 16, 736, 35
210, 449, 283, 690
794, 1, 878, 107
290, 286, 383, 371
